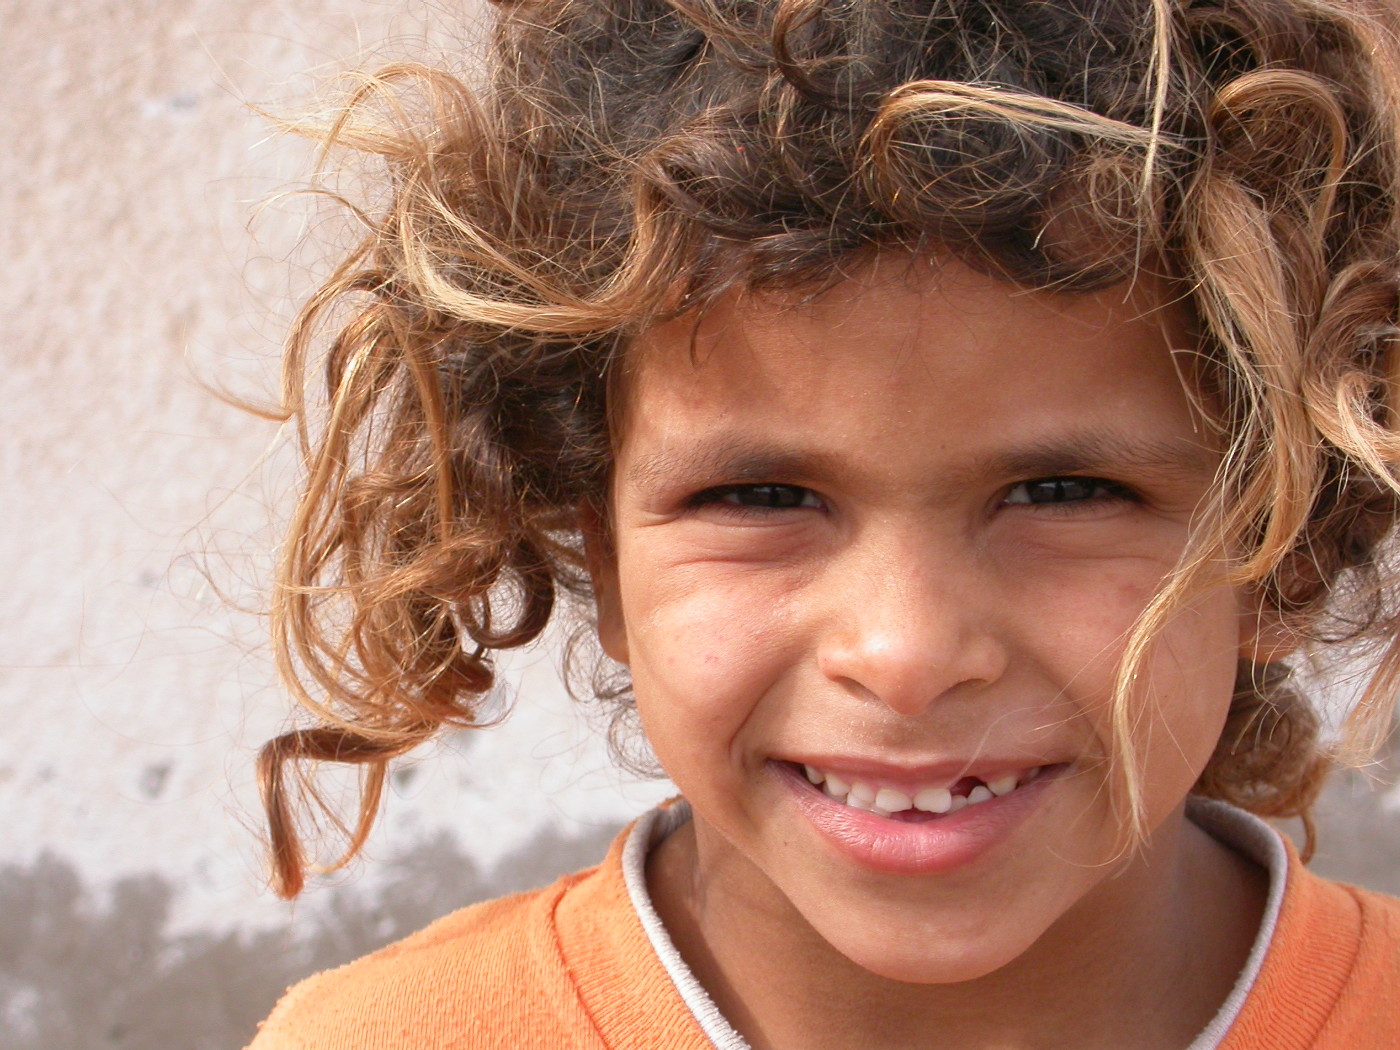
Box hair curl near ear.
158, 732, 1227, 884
1195, 662, 1329, 860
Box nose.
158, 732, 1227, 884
815, 534, 1008, 717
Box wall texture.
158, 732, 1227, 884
0, 4, 671, 1048
1, 3, 1397, 1049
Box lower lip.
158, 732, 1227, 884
773, 762, 1060, 876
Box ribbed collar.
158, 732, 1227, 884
1218, 829, 1363, 1049
551, 802, 714, 1050
554, 797, 1350, 1050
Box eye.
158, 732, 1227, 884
694, 483, 822, 511
1003, 476, 1134, 507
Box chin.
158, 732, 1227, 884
821, 915, 1039, 986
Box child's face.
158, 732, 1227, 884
592, 253, 1255, 984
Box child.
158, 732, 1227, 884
250, 0, 1400, 1046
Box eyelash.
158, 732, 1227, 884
690, 477, 1137, 516
691, 484, 822, 513
1002, 476, 1138, 511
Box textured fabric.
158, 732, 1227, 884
620, 803, 751, 1050
248, 809, 1400, 1050
1219, 850, 1400, 1050
1182, 799, 1289, 1050
246, 821, 713, 1050
618, 799, 1292, 1050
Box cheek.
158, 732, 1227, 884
1144, 596, 1242, 753
1108, 589, 1244, 821
1018, 564, 1167, 687
1015, 567, 1238, 764
620, 567, 803, 740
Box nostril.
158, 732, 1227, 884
816, 616, 1009, 719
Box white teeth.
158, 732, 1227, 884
874, 788, 912, 813
847, 781, 877, 806
986, 774, 1018, 797
801, 763, 1040, 817
913, 787, 953, 814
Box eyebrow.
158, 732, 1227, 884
624, 431, 1220, 493
975, 432, 1221, 487
625, 439, 845, 492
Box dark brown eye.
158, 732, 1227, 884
1004, 477, 1126, 505
718, 484, 819, 509
691, 483, 822, 511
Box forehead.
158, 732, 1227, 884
614, 254, 1207, 468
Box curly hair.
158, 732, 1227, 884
259, 0, 1400, 896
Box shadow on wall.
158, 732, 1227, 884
1304, 740, 1400, 896
3, 744, 1399, 1050
0, 822, 621, 1050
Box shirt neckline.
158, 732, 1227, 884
619, 796, 1289, 1050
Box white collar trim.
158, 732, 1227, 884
621, 795, 1288, 1050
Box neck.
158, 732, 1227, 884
647, 804, 1266, 1050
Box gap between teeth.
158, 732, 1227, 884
803, 764, 1027, 816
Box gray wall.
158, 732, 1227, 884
1, 3, 1396, 1049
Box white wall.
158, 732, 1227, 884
0, 4, 670, 1047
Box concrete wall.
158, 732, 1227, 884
0, 4, 671, 1048
1, 3, 1397, 1049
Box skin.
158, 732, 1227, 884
588, 253, 1273, 1050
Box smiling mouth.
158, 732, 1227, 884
783, 761, 1053, 821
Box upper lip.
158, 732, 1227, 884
776, 754, 1064, 790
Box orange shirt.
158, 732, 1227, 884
247, 819, 1400, 1049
